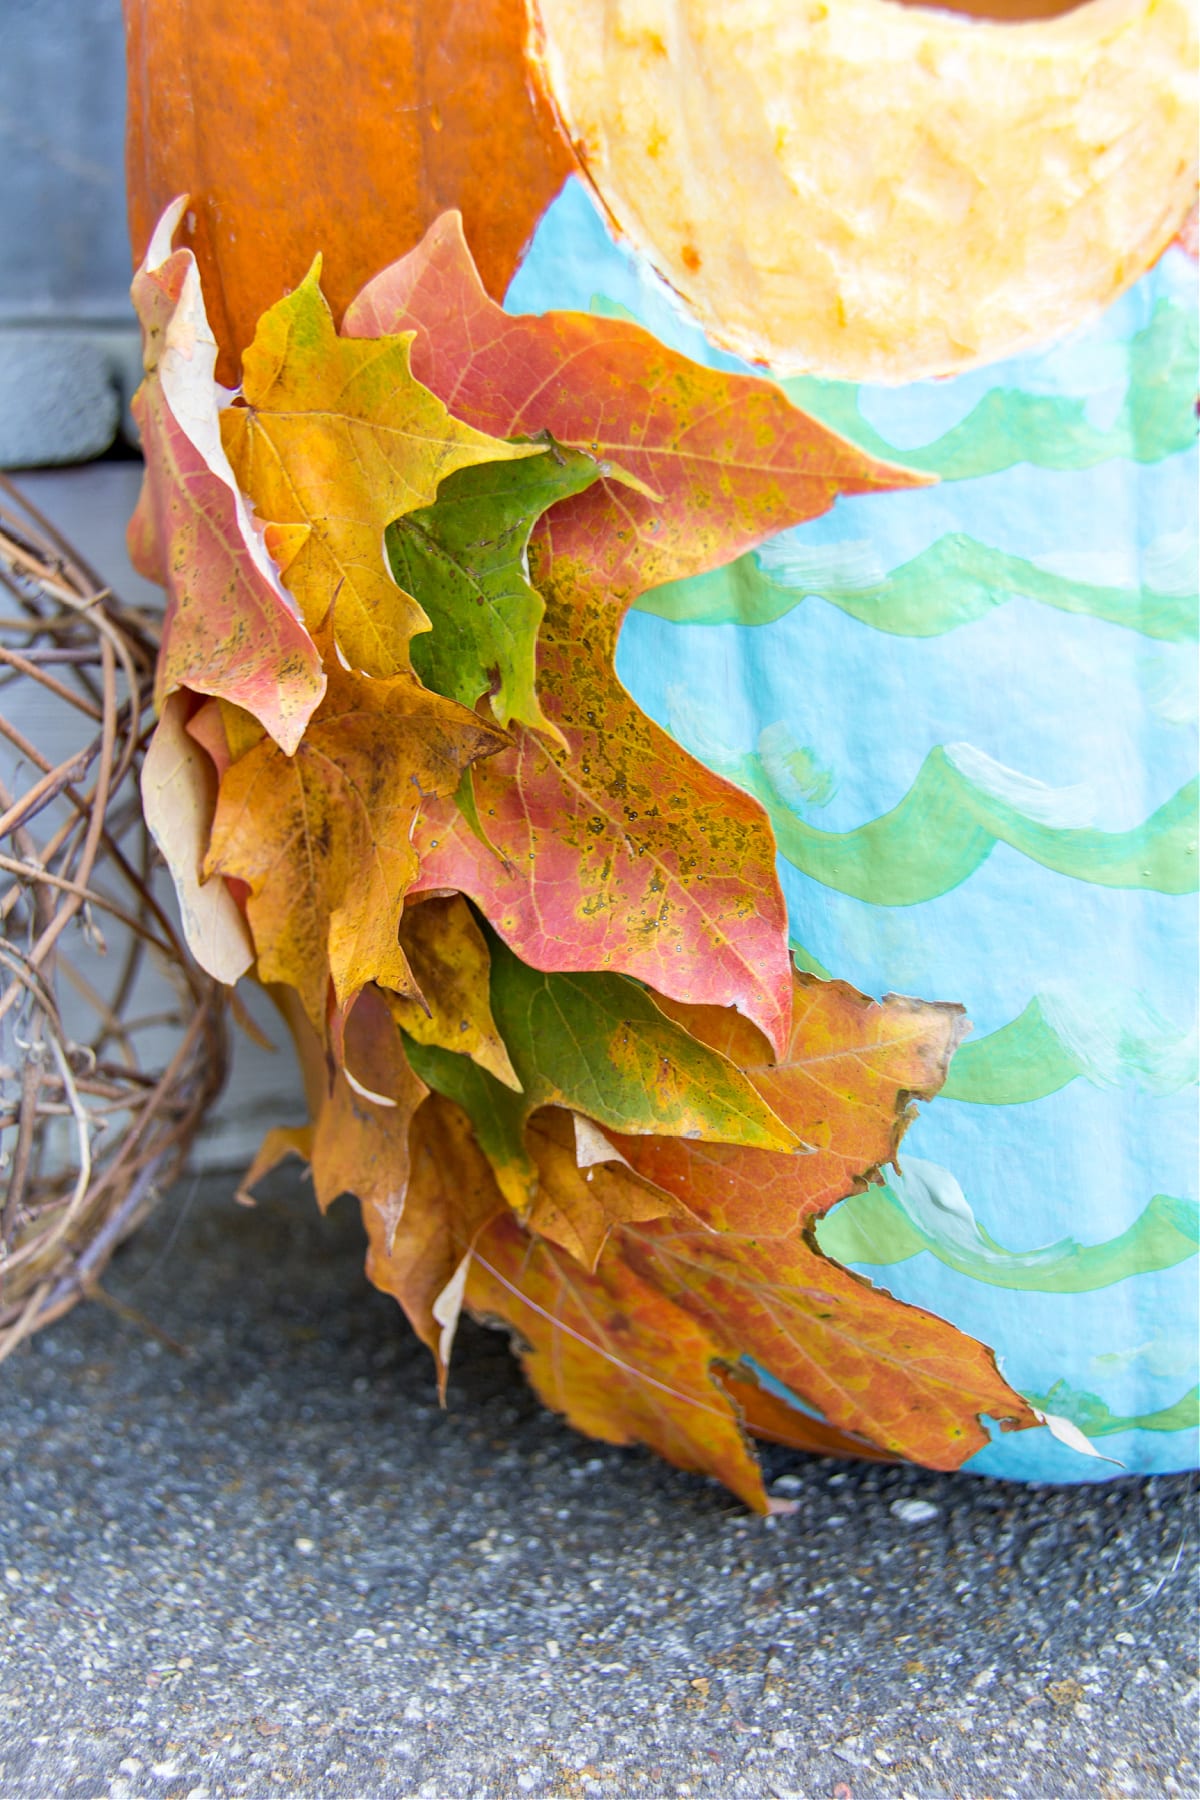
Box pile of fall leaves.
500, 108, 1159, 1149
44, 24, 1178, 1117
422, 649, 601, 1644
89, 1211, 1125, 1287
133, 200, 1037, 1511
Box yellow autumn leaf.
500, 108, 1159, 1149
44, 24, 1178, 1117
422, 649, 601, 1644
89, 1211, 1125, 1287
388, 894, 522, 1091
221, 260, 542, 675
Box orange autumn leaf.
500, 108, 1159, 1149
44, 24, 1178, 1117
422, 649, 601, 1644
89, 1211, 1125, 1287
466, 1207, 773, 1511
204, 649, 506, 1030
310, 985, 429, 1244
262, 959, 1033, 1502
523, 1107, 679, 1272
612, 972, 969, 1229
129, 200, 324, 755
457, 1135, 1030, 1503
347, 214, 926, 1055
620, 1213, 1035, 1472
220, 261, 542, 678
450, 970, 1034, 1496
362, 1092, 506, 1394
587, 973, 1035, 1467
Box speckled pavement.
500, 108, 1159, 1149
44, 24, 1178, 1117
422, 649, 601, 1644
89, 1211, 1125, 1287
0, 1168, 1195, 1800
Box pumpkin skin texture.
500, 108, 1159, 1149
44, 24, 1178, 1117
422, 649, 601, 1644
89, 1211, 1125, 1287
530, 0, 1198, 382
124, 0, 575, 380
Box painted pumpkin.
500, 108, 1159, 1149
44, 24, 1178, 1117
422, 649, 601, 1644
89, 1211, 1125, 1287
126, 0, 1199, 1482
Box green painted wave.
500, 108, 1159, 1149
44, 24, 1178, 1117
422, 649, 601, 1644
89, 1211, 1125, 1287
943, 990, 1198, 1105
661, 698, 1199, 906
731, 747, 1197, 906
817, 1161, 1199, 1296
781, 297, 1198, 480
790, 941, 832, 981
1026, 1379, 1200, 1439
636, 533, 1198, 644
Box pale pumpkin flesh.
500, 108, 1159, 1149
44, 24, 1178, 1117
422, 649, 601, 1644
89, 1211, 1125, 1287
530, 0, 1198, 381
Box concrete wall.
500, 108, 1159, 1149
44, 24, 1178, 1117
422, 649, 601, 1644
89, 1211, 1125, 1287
0, 0, 141, 466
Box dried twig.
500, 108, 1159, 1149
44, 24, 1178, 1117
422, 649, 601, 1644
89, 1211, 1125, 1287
0, 474, 226, 1359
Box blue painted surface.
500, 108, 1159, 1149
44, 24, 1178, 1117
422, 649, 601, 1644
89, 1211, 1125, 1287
506, 178, 1199, 1481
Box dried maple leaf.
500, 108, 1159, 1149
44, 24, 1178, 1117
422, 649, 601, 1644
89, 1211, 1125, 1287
387, 894, 520, 1090
387, 435, 603, 740
203, 649, 506, 1030
589, 974, 1035, 1467
220, 259, 542, 677
612, 974, 969, 1227
129, 200, 324, 754
523, 1107, 678, 1272
362, 1091, 505, 1393
141, 691, 254, 986
452, 970, 1035, 1500
621, 1213, 1033, 1472
401, 932, 797, 1214
253, 954, 1031, 1502
418, 589, 797, 1046
345, 214, 925, 1055
465, 1208, 773, 1510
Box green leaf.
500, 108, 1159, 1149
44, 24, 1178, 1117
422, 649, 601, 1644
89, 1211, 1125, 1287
486, 935, 797, 1151
400, 1033, 534, 1213
405, 931, 800, 1208
388, 434, 602, 738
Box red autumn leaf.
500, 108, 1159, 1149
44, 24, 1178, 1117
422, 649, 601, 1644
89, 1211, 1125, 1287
345, 214, 925, 1056
415, 595, 797, 1051
344, 213, 914, 594
129, 199, 325, 755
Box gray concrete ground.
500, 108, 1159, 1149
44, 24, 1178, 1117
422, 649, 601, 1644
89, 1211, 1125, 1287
0, 1168, 1196, 1800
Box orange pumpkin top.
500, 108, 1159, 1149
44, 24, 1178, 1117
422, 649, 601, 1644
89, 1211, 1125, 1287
124, 0, 575, 381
